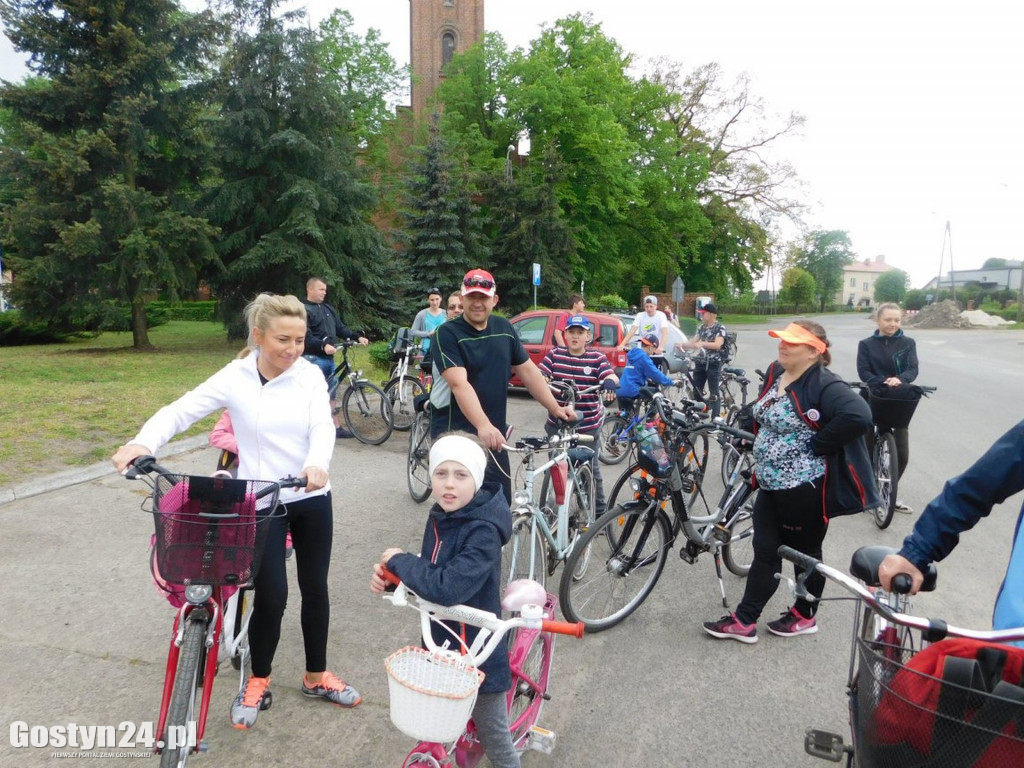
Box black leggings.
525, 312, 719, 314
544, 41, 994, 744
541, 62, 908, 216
690, 360, 722, 417
735, 481, 828, 625
249, 492, 333, 678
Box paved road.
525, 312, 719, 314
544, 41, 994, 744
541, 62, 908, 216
2, 314, 1023, 766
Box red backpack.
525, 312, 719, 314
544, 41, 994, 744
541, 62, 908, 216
867, 637, 1024, 767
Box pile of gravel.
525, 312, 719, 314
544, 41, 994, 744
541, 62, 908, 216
904, 300, 972, 328
960, 309, 1014, 327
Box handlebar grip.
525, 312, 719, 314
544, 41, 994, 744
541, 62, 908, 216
542, 619, 585, 638
778, 545, 820, 572
891, 573, 914, 594
380, 567, 401, 587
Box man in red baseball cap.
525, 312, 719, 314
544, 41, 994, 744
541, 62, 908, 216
431, 268, 576, 501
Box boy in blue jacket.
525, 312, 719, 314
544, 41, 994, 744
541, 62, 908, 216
616, 332, 677, 412
371, 434, 518, 766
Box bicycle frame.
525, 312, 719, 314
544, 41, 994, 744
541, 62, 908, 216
381, 575, 583, 767
509, 435, 594, 573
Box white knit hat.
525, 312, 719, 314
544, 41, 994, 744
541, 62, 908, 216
429, 435, 487, 493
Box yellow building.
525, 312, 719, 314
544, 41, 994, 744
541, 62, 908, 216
836, 255, 898, 309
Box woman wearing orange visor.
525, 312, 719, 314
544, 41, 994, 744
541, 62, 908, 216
703, 320, 878, 644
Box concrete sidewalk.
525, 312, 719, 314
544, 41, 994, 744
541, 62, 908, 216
0, 436, 209, 506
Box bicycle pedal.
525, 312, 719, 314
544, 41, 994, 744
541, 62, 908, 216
527, 725, 557, 754
803, 728, 846, 761
679, 548, 697, 565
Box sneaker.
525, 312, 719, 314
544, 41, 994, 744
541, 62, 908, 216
336, 427, 354, 439
767, 607, 818, 637
231, 676, 271, 729
895, 499, 912, 513
702, 613, 757, 644
301, 671, 361, 708
284, 530, 294, 560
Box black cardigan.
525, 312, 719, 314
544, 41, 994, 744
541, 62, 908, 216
758, 361, 880, 518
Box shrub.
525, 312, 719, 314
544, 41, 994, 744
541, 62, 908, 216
597, 293, 628, 310
149, 301, 217, 321
0, 310, 79, 345
368, 340, 393, 370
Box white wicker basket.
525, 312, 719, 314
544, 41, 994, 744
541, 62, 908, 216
385, 646, 485, 742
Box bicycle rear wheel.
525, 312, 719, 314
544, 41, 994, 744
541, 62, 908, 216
599, 413, 631, 465
558, 501, 671, 632
566, 463, 596, 580
406, 412, 432, 503
502, 513, 548, 590
384, 375, 425, 432
342, 381, 393, 445
507, 627, 553, 750
720, 441, 755, 488
160, 617, 206, 768
873, 431, 899, 529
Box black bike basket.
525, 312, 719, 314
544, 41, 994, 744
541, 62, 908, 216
868, 392, 921, 430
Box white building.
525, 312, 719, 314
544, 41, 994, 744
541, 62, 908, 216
835, 255, 898, 309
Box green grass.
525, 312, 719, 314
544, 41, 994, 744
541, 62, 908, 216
0, 322, 386, 487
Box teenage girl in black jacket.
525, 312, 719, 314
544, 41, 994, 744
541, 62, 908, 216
856, 302, 919, 484
703, 319, 878, 644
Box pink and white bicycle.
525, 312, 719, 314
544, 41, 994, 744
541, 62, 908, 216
379, 571, 584, 767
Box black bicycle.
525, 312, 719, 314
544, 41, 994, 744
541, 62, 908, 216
560, 390, 757, 631
329, 340, 394, 445
847, 382, 936, 529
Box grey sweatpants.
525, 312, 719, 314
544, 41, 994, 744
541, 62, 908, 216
472, 690, 520, 767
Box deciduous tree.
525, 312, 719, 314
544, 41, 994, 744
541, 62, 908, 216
874, 269, 909, 304
791, 230, 856, 312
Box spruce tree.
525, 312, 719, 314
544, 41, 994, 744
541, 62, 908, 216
0, 0, 223, 347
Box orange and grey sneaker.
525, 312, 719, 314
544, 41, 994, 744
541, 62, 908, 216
300, 671, 361, 708
230, 676, 271, 729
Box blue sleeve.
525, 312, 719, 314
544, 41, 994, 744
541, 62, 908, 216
386, 524, 502, 607
899, 420, 1024, 570
638, 354, 673, 387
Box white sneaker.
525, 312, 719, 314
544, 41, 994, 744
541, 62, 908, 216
894, 499, 911, 513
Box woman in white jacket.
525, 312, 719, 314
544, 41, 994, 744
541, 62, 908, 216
112, 293, 361, 730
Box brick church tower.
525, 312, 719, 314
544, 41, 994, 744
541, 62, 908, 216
409, 0, 485, 117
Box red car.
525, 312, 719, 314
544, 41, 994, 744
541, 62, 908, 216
508, 309, 628, 387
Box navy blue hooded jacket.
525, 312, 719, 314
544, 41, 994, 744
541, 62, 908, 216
899, 420, 1024, 643
856, 329, 919, 396
758, 361, 879, 518
386, 483, 513, 692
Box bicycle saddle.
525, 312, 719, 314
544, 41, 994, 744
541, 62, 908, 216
501, 579, 547, 613
850, 545, 938, 592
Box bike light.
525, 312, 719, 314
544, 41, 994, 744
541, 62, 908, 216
512, 490, 531, 509
185, 584, 213, 604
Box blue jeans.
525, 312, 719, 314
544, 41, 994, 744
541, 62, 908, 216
303, 355, 336, 397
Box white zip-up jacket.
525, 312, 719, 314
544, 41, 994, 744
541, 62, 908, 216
131, 353, 334, 501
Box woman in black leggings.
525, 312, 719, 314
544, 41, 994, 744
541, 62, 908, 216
703, 320, 876, 644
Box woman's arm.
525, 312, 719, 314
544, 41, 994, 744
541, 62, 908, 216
811, 378, 872, 456
409, 309, 431, 339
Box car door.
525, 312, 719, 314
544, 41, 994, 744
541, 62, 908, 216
510, 313, 553, 386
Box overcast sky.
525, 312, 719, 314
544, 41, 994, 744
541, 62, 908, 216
3, 1, 1020, 290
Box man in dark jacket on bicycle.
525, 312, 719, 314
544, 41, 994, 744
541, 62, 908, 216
301, 277, 368, 438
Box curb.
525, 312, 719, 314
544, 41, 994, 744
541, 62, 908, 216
0, 435, 211, 507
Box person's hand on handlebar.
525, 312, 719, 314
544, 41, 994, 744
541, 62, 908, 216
370, 548, 404, 593
550, 404, 577, 424
878, 553, 925, 594
673, 379, 687, 388
112, 443, 150, 473
301, 466, 329, 492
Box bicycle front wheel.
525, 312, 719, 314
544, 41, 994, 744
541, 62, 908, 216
721, 488, 756, 577
384, 376, 425, 432
873, 431, 899, 529
502, 513, 548, 591
507, 627, 553, 750
406, 412, 432, 503
559, 501, 671, 632
599, 414, 631, 465
160, 617, 206, 768
342, 381, 393, 445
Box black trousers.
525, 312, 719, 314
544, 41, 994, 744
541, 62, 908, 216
735, 480, 829, 624
691, 360, 722, 417
249, 492, 334, 678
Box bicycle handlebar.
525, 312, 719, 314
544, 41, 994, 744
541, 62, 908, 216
379, 568, 585, 665
501, 432, 596, 454
777, 545, 1024, 644
127, 455, 308, 498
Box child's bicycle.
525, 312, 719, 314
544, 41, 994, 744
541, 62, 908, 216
329, 339, 394, 445
779, 544, 1024, 768
379, 570, 584, 767
126, 456, 305, 768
